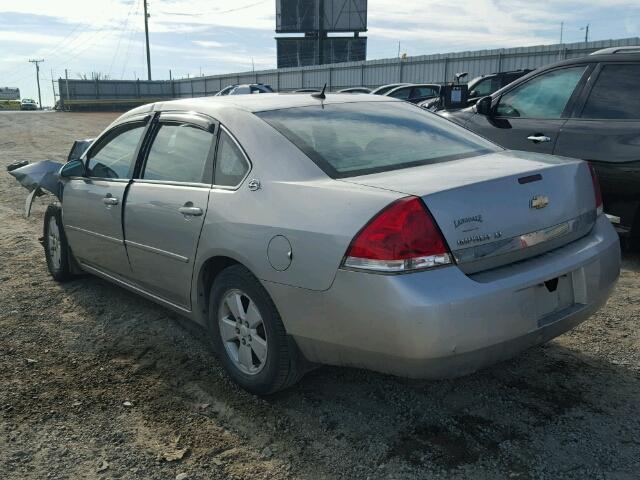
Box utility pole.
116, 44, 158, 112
559, 22, 564, 44
28, 59, 44, 109
397, 41, 401, 58
50, 68, 57, 107
143, 0, 152, 80
581, 23, 590, 43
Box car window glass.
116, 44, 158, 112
215, 130, 249, 186
258, 101, 499, 178
413, 86, 439, 98
143, 123, 213, 183
473, 78, 500, 97
389, 87, 411, 99
496, 66, 586, 118
581, 64, 640, 119
87, 124, 145, 179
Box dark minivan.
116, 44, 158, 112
441, 47, 640, 244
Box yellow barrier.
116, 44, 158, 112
0, 100, 21, 111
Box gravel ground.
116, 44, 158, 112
1, 111, 639, 480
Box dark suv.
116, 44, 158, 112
441, 48, 640, 243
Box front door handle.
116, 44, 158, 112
102, 196, 119, 205
527, 135, 551, 143
179, 206, 203, 216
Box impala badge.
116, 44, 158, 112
530, 195, 549, 209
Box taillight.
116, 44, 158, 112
588, 164, 603, 216
342, 196, 453, 273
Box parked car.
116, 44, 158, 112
440, 49, 640, 244
384, 83, 441, 104
36, 94, 618, 394
292, 88, 321, 93
20, 98, 38, 110
419, 69, 533, 111
370, 83, 410, 95
337, 87, 371, 94
215, 84, 274, 96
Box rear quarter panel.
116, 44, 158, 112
192, 109, 403, 294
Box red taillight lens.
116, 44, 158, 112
588, 164, 603, 216
343, 196, 452, 273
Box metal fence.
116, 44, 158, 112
58, 36, 640, 109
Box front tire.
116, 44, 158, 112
43, 204, 73, 282
208, 265, 303, 395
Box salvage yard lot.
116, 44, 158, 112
1, 111, 639, 479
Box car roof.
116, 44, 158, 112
139, 92, 399, 116
590, 46, 640, 55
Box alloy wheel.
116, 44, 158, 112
218, 289, 268, 375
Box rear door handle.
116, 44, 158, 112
527, 135, 551, 143
102, 196, 119, 205
179, 206, 203, 216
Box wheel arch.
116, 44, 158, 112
193, 255, 244, 326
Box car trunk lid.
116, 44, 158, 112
341, 150, 597, 274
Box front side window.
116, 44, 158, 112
214, 130, 249, 186
412, 86, 439, 98
495, 66, 586, 119
257, 101, 499, 178
581, 64, 640, 119
87, 123, 145, 179
143, 123, 214, 183
388, 87, 411, 99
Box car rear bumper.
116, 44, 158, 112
264, 215, 620, 378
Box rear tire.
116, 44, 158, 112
208, 264, 304, 394
43, 204, 74, 282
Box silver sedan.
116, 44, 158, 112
45, 93, 620, 394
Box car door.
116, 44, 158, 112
555, 61, 640, 233
464, 65, 592, 153
123, 112, 217, 308
63, 115, 149, 277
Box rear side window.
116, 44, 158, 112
496, 66, 586, 119
143, 123, 214, 183
214, 130, 249, 187
581, 64, 640, 119
472, 77, 500, 97
87, 123, 145, 179
257, 101, 498, 178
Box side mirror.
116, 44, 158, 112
475, 96, 493, 116
469, 90, 477, 98
59, 159, 85, 178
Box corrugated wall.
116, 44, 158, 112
59, 36, 640, 106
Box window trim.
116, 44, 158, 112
492, 64, 594, 120
572, 61, 640, 121
84, 115, 151, 181
136, 113, 218, 187
211, 125, 253, 190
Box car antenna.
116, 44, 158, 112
312, 83, 327, 100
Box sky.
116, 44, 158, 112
1, 0, 639, 106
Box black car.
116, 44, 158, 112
440, 48, 640, 243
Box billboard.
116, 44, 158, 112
0, 87, 20, 100
276, 0, 367, 33
277, 37, 367, 68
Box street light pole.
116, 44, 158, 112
143, 0, 152, 80
28, 59, 44, 109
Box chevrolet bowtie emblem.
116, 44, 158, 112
530, 195, 549, 209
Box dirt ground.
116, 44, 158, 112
1, 111, 639, 480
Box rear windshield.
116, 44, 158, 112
257, 101, 498, 178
